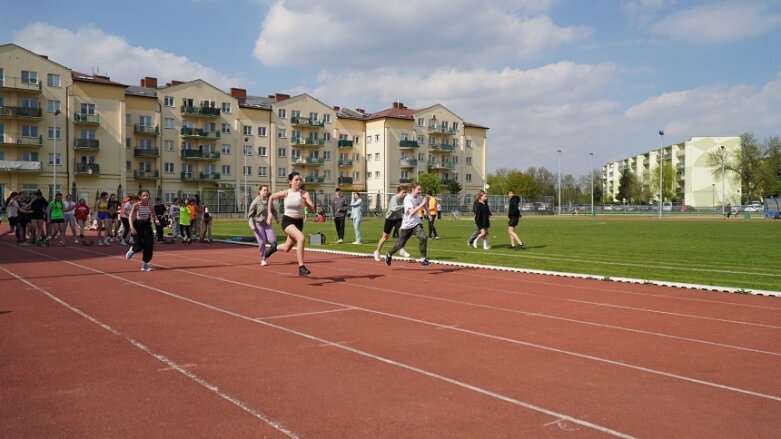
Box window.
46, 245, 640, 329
418, 152, 425, 161
354, 135, 360, 144
164, 96, 174, 107
258, 166, 267, 177
139, 138, 152, 149
466, 173, 472, 182
453, 156, 459, 164
243, 125, 252, 136
164, 140, 175, 151
22, 125, 38, 138
222, 102, 232, 113
21, 71, 38, 84
80, 103, 96, 115
125, 114, 131, 125
367, 154, 372, 162
0, 151, 4, 160
277, 147, 287, 157
47, 74, 61, 87
126, 161, 131, 171
366, 136, 372, 144
222, 165, 231, 175
164, 118, 174, 129
139, 115, 152, 127
222, 123, 231, 133
221, 144, 231, 154
323, 151, 331, 161
323, 114, 331, 124
466, 157, 473, 165
258, 146, 267, 156
164, 163, 174, 173
453, 122, 459, 131
165, 193, 175, 203
47, 153, 61, 165
353, 153, 360, 162
21, 151, 39, 161
375, 134, 380, 141
323, 132, 331, 142
48, 127, 61, 140
278, 109, 287, 118
353, 171, 360, 181
21, 98, 38, 109
417, 135, 425, 144
258, 126, 267, 137
375, 171, 381, 179
309, 112, 318, 122
374, 153, 380, 161
244, 145, 252, 156
466, 139, 473, 148
48, 100, 61, 113
277, 167, 287, 177
277, 128, 287, 138
417, 118, 424, 127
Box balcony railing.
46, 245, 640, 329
74, 138, 100, 149
338, 159, 353, 167
180, 127, 220, 139
291, 116, 325, 128
292, 157, 325, 166
180, 106, 221, 117
427, 161, 456, 171
291, 137, 325, 147
399, 158, 417, 167
74, 162, 100, 175
431, 143, 456, 152
0, 77, 42, 93
399, 178, 414, 184
134, 170, 160, 179
0, 106, 43, 119
304, 175, 326, 184
134, 147, 160, 157
399, 140, 419, 149
180, 149, 221, 160
73, 113, 100, 125
181, 171, 220, 181
0, 134, 43, 147
337, 139, 354, 148
427, 126, 458, 136
134, 124, 160, 135
337, 176, 353, 185
0, 160, 42, 172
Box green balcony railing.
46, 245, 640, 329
399, 158, 418, 167
0, 106, 43, 119
133, 147, 160, 157
291, 137, 326, 147
180, 106, 221, 117
74, 138, 100, 149
337, 139, 354, 148
134, 124, 160, 135
399, 140, 419, 149
0, 134, 43, 147
73, 113, 100, 125
74, 162, 100, 175
180, 127, 220, 139
304, 175, 326, 184
291, 116, 325, 128
134, 170, 160, 179
292, 157, 325, 166
338, 159, 353, 167
180, 149, 221, 160
337, 176, 353, 185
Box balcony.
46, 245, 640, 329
292, 156, 325, 167
74, 138, 100, 150
75, 162, 100, 175
304, 175, 326, 184
337, 176, 353, 185
0, 77, 42, 93
430, 143, 456, 152
134, 170, 160, 180
399, 158, 417, 167
338, 158, 353, 167
427, 161, 456, 171
134, 124, 160, 135
73, 113, 100, 126
337, 139, 354, 148
180, 105, 221, 118
180, 149, 221, 160
0, 134, 43, 147
399, 140, 419, 149
180, 127, 220, 139
181, 171, 220, 182
399, 178, 414, 184
427, 126, 458, 136
291, 116, 325, 128
0, 106, 43, 119
0, 160, 42, 173
134, 147, 160, 157
291, 137, 325, 148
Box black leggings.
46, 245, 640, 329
132, 220, 154, 263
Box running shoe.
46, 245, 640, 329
261, 260, 268, 266
298, 265, 311, 276
141, 262, 151, 272
373, 250, 381, 262
419, 259, 431, 266
400, 249, 411, 258
265, 242, 277, 259
125, 248, 135, 260
384, 252, 392, 267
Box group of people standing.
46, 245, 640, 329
2, 190, 91, 246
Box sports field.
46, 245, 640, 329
213, 215, 781, 293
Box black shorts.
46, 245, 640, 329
9, 217, 19, 227
508, 216, 520, 227
281, 215, 304, 232
383, 218, 402, 235
51, 218, 64, 224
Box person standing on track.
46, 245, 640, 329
126, 189, 159, 272
268, 171, 316, 276
384, 182, 431, 267
248, 184, 278, 266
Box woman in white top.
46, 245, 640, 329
62, 194, 78, 243
268, 171, 315, 276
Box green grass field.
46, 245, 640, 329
210, 215, 781, 293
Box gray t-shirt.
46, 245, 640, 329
332, 195, 348, 218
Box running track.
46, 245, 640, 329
1, 238, 779, 438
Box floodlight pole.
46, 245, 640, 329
720, 145, 726, 216
589, 152, 594, 216
658, 130, 664, 219
557, 149, 562, 216
53, 109, 60, 194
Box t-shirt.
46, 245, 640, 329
284, 190, 304, 219
74, 204, 90, 221
400, 194, 424, 230
49, 200, 64, 221
179, 206, 191, 226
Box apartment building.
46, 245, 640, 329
602, 136, 742, 207
1, 43, 488, 211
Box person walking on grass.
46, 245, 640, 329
268, 171, 316, 276
126, 189, 159, 272
467, 189, 486, 247
385, 182, 431, 267
373, 185, 411, 261
350, 191, 363, 244
507, 190, 524, 250
332, 188, 348, 243
472, 192, 492, 250
248, 184, 278, 266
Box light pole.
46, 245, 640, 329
242, 136, 249, 214
658, 130, 664, 219
720, 145, 726, 216
216, 189, 222, 216
53, 109, 60, 194
557, 149, 562, 216
589, 152, 595, 216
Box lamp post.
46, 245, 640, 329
216, 189, 222, 217
53, 109, 60, 195
658, 130, 664, 219
557, 149, 562, 216
720, 145, 726, 216
242, 136, 249, 214
589, 152, 594, 216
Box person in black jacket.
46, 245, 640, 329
507, 190, 524, 250
472, 192, 491, 250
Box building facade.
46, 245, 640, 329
0, 44, 488, 212
602, 136, 742, 207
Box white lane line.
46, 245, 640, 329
8, 248, 636, 438
0, 265, 300, 439
259, 307, 356, 321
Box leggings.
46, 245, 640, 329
180, 224, 191, 240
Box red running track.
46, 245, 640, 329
1, 237, 780, 438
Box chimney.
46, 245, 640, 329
167, 80, 183, 87
229, 88, 247, 99
140, 77, 158, 88
333, 106, 341, 111
275, 93, 290, 102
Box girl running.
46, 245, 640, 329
248, 185, 278, 266
268, 171, 315, 276
125, 189, 159, 271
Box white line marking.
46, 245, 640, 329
259, 307, 356, 321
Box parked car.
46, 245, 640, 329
743, 205, 762, 212
675, 205, 697, 212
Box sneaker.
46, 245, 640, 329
261, 260, 268, 266
336, 239, 343, 243
98, 240, 106, 246
126, 248, 135, 260
352, 241, 361, 244
74, 239, 79, 244
434, 236, 439, 240
298, 265, 311, 276
384, 252, 392, 267
400, 249, 411, 258
472, 240, 478, 249
373, 250, 381, 262
265, 242, 277, 259
483, 243, 491, 250
120, 239, 127, 246
467, 239, 473, 247
141, 263, 151, 272
104, 239, 110, 246
419, 258, 431, 267
517, 243, 525, 250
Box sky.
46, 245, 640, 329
2, 0, 781, 177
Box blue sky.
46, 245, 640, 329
3, 0, 780, 176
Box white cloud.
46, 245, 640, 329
12, 23, 248, 90
649, 1, 781, 43
253, 0, 589, 68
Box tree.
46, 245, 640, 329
417, 172, 441, 195
646, 163, 677, 203
617, 168, 635, 203
446, 179, 462, 195
735, 133, 764, 203
760, 136, 781, 197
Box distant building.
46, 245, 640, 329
602, 136, 742, 207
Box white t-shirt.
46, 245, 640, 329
283, 189, 304, 219
400, 194, 423, 230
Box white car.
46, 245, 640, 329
744, 205, 762, 212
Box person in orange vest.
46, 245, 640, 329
425, 191, 439, 239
